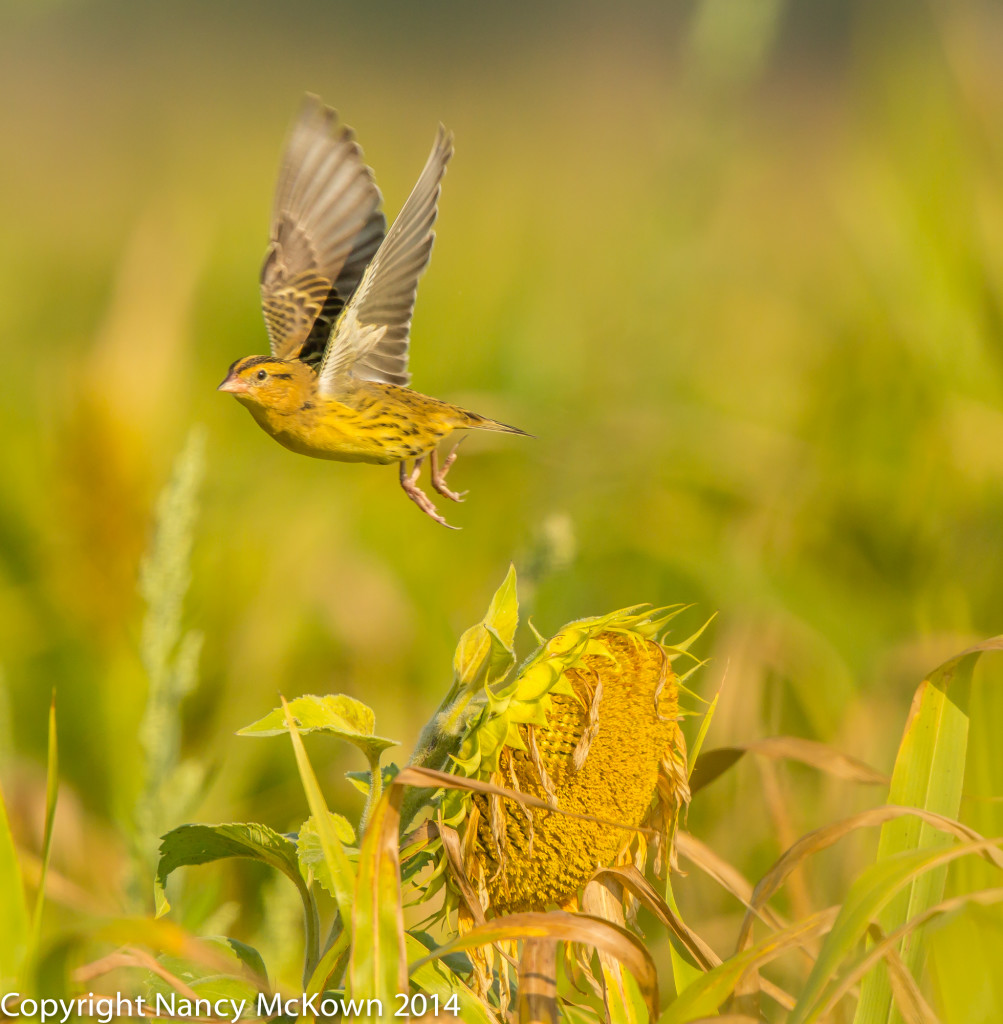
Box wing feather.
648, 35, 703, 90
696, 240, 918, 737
260, 96, 386, 360
317, 124, 453, 392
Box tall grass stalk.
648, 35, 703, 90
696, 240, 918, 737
131, 427, 206, 907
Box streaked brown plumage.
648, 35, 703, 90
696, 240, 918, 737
218, 96, 528, 527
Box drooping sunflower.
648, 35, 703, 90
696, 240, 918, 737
407, 569, 707, 1006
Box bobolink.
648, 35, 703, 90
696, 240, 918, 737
218, 96, 528, 528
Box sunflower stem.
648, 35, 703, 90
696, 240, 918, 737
399, 684, 477, 831
359, 750, 383, 835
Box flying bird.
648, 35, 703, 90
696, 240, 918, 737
218, 96, 528, 527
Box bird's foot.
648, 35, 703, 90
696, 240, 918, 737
430, 438, 468, 503
399, 459, 459, 530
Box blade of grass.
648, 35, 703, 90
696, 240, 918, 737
348, 787, 407, 1008
691, 736, 886, 796
0, 777, 29, 985
688, 686, 721, 779
26, 694, 58, 974
818, 888, 1003, 1018
658, 908, 839, 1024
791, 836, 1003, 1022
737, 803, 1003, 953
593, 865, 719, 971
854, 636, 1003, 1024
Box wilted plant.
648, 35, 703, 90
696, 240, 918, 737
147, 565, 710, 1021
400, 567, 708, 1011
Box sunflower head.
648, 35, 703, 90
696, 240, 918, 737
421, 570, 706, 931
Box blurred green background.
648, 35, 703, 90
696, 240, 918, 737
2, 0, 1003, 1013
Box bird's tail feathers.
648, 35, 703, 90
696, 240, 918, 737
464, 411, 534, 437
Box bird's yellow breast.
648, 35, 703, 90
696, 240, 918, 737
240, 383, 466, 465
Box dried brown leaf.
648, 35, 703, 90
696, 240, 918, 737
590, 864, 719, 971
691, 737, 886, 795
395, 766, 656, 836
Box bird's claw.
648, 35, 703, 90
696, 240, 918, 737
431, 438, 468, 503
399, 458, 459, 529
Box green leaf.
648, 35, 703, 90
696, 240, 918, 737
348, 787, 407, 1007
215, 937, 269, 983
282, 700, 356, 940
792, 836, 1003, 1023
345, 763, 399, 799
405, 934, 497, 1024
150, 945, 263, 1004
306, 931, 351, 999
659, 909, 837, 1023
453, 564, 519, 689
297, 813, 357, 897
238, 694, 396, 761
0, 778, 29, 985
665, 876, 705, 997
154, 822, 304, 917
854, 636, 1003, 1024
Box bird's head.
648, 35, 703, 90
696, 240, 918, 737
217, 355, 313, 414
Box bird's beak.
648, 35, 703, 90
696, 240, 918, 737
217, 373, 247, 394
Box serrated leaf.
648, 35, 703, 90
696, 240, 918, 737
155, 823, 303, 917
238, 694, 396, 760
453, 565, 519, 689
297, 813, 357, 897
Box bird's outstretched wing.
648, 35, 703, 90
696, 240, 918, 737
317, 124, 453, 393
260, 96, 386, 362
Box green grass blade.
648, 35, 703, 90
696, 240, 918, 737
348, 787, 407, 1008
792, 836, 1003, 1023
27, 694, 58, 967
665, 876, 705, 997
306, 927, 351, 998
687, 687, 720, 779
0, 777, 29, 986
854, 637, 1003, 1024
659, 908, 837, 1023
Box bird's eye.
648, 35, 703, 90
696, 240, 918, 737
256, 369, 267, 381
